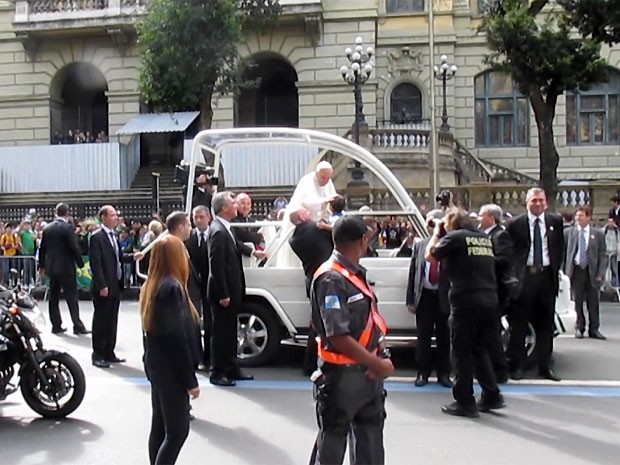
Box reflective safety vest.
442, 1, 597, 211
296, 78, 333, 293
314, 260, 388, 365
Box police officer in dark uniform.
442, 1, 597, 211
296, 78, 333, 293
426, 209, 505, 418
309, 216, 394, 465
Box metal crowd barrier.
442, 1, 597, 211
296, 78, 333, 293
0, 255, 39, 289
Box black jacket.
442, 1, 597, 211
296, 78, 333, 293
89, 228, 126, 296
488, 224, 516, 307
506, 212, 564, 296
185, 229, 208, 310
207, 218, 246, 304
144, 277, 198, 390
38, 218, 84, 276
289, 220, 333, 295
232, 214, 264, 248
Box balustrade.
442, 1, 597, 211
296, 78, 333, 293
29, 0, 108, 13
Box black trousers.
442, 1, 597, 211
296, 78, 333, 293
48, 272, 84, 331
148, 379, 190, 465
92, 292, 120, 361
210, 301, 239, 375
202, 296, 212, 367
508, 269, 555, 371
571, 266, 601, 333
450, 307, 500, 407
310, 368, 385, 465
415, 289, 450, 377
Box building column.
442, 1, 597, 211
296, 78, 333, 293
105, 90, 141, 137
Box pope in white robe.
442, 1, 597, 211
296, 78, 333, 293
273, 161, 337, 267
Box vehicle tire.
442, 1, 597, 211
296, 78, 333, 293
20, 351, 86, 419
501, 318, 537, 369
237, 301, 282, 367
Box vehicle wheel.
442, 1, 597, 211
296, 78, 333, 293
501, 318, 537, 369
20, 352, 86, 419
237, 302, 282, 367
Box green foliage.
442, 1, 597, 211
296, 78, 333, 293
559, 0, 620, 45
480, 0, 607, 102
137, 0, 280, 120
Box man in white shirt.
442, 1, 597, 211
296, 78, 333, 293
563, 207, 607, 340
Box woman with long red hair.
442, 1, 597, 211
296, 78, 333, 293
140, 235, 200, 465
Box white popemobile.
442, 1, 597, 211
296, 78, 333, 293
176, 127, 572, 367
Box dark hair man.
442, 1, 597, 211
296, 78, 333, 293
309, 215, 393, 465
38, 202, 88, 335
406, 213, 451, 388
426, 209, 505, 418
563, 206, 607, 340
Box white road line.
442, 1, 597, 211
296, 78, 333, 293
389, 376, 620, 387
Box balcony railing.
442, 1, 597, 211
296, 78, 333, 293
14, 0, 148, 24
369, 123, 452, 152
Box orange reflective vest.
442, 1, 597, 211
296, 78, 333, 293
314, 260, 388, 365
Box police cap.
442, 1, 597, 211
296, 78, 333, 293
332, 215, 368, 243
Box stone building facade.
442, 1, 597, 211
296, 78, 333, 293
0, 0, 619, 188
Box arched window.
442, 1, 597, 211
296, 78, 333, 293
474, 71, 529, 147
389, 83, 422, 124
566, 70, 620, 145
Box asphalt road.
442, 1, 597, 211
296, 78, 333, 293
1, 301, 620, 465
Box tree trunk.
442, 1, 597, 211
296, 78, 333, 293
530, 92, 560, 210
199, 94, 213, 130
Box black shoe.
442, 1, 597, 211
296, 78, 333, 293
229, 371, 254, 381
510, 369, 523, 381
588, 331, 607, 340
92, 359, 111, 368
575, 328, 584, 339
437, 374, 453, 388
478, 394, 506, 412
74, 328, 91, 335
52, 327, 67, 334
414, 374, 429, 387
210, 374, 236, 387
441, 402, 480, 418
539, 369, 561, 382
108, 356, 126, 364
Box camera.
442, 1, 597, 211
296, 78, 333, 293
435, 190, 453, 208
174, 161, 218, 187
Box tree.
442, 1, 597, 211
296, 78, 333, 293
559, 0, 620, 45
479, 0, 608, 207
137, 0, 280, 130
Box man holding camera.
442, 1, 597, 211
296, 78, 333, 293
426, 209, 504, 418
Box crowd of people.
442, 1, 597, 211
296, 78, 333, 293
4, 158, 620, 465
51, 129, 109, 145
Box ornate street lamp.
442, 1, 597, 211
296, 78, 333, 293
340, 37, 374, 184
433, 54, 457, 132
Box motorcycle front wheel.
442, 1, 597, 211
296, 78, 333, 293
20, 352, 86, 419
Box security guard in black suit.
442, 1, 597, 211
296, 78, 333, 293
309, 216, 394, 465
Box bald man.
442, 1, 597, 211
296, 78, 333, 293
232, 192, 264, 249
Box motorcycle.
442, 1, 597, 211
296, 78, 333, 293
0, 274, 86, 418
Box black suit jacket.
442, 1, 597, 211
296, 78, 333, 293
488, 224, 516, 306
89, 228, 125, 296
38, 219, 84, 276
289, 220, 333, 295
232, 214, 264, 248
506, 212, 564, 296
207, 218, 246, 304
185, 230, 208, 310
609, 207, 620, 227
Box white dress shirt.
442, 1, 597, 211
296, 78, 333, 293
196, 227, 209, 247
422, 261, 439, 290
527, 211, 550, 267
216, 216, 236, 242
102, 224, 122, 279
